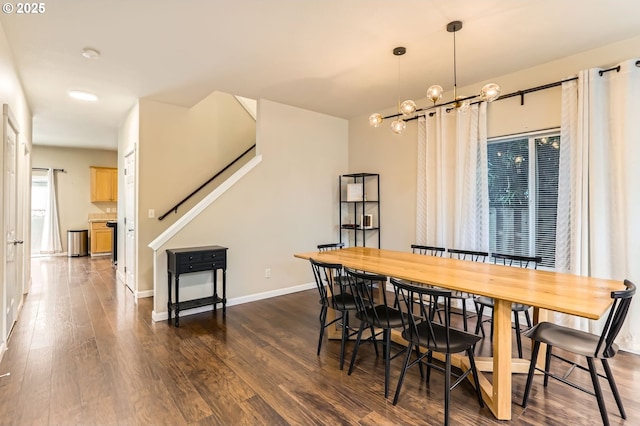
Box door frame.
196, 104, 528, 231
123, 148, 137, 296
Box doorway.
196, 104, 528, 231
30, 170, 47, 257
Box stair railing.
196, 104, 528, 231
158, 143, 256, 221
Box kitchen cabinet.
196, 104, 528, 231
90, 220, 112, 254
90, 166, 118, 202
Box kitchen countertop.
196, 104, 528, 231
88, 213, 116, 222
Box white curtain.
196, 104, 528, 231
416, 102, 489, 251
555, 58, 640, 354
40, 168, 63, 254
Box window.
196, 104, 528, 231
31, 172, 48, 256
488, 131, 560, 268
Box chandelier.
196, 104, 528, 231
369, 20, 501, 133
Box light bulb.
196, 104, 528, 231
399, 100, 416, 116
369, 113, 383, 127
480, 83, 501, 102
391, 118, 406, 134
427, 85, 443, 104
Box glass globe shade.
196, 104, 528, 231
399, 99, 416, 116
480, 83, 501, 102
369, 113, 383, 127
427, 85, 443, 104
390, 118, 406, 134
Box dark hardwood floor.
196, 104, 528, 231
0, 256, 637, 425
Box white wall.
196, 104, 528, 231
348, 35, 640, 252
152, 99, 348, 317
0, 21, 32, 353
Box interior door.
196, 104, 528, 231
124, 150, 136, 293
3, 105, 21, 342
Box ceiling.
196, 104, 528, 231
1, 0, 639, 150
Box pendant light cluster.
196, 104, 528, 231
369, 20, 501, 134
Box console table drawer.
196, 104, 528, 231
177, 260, 226, 274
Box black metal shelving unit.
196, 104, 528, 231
339, 173, 380, 247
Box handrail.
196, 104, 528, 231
158, 143, 256, 221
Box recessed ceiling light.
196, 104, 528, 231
81, 47, 100, 59
68, 90, 98, 102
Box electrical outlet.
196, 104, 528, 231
148, 209, 155, 218
264, 268, 271, 278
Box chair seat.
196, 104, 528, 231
356, 305, 406, 329
328, 294, 357, 311
475, 296, 529, 311
404, 321, 482, 354
524, 321, 619, 359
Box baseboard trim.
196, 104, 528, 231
136, 289, 154, 299
152, 281, 315, 322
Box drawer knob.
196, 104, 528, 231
189, 256, 193, 260
189, 265, 193, 269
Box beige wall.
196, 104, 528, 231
0, 21, 32, 346
137, 92, 257, 293
31, 146, 117, 252
348, 35, 640, 252
152, 99, 348, 315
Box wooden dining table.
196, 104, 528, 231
294, 247, 623, 420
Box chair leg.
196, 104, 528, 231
317, 305, 327, 356
524, 309, 532, 328
475, 304, 485, 336
587, 357, 610, 426
393, 343, 414, 405
339, 311, 349, 370
444, 353, 451, 426
415, 345, 425, 379
602, 359, 626, 419
467, 348, 484, 408
490, 311, 494, 341
521, 340, 541, 408
426, 351, 433, 383
370, 325, 379, 357
462, 301, 468, 331
348, 322, 366, 375
514, 312, 523, 358
543, 345, 552, 387
384, 329, 391, 398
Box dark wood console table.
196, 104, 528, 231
167, 245, 227, 327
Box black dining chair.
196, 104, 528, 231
317, 242, 344, 252
443, 248, 488, 332
345, 268, 407, 398
475, 253, 541, 358
411, 244, 446, 257
309, 258, 359, 370
390, 278, 484, 426
521, 279, 636, 426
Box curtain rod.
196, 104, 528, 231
402, 76, 578, 122
398, 59, 640, 122
32, 167, 65, 172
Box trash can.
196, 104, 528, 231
67, 229, 88, 257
